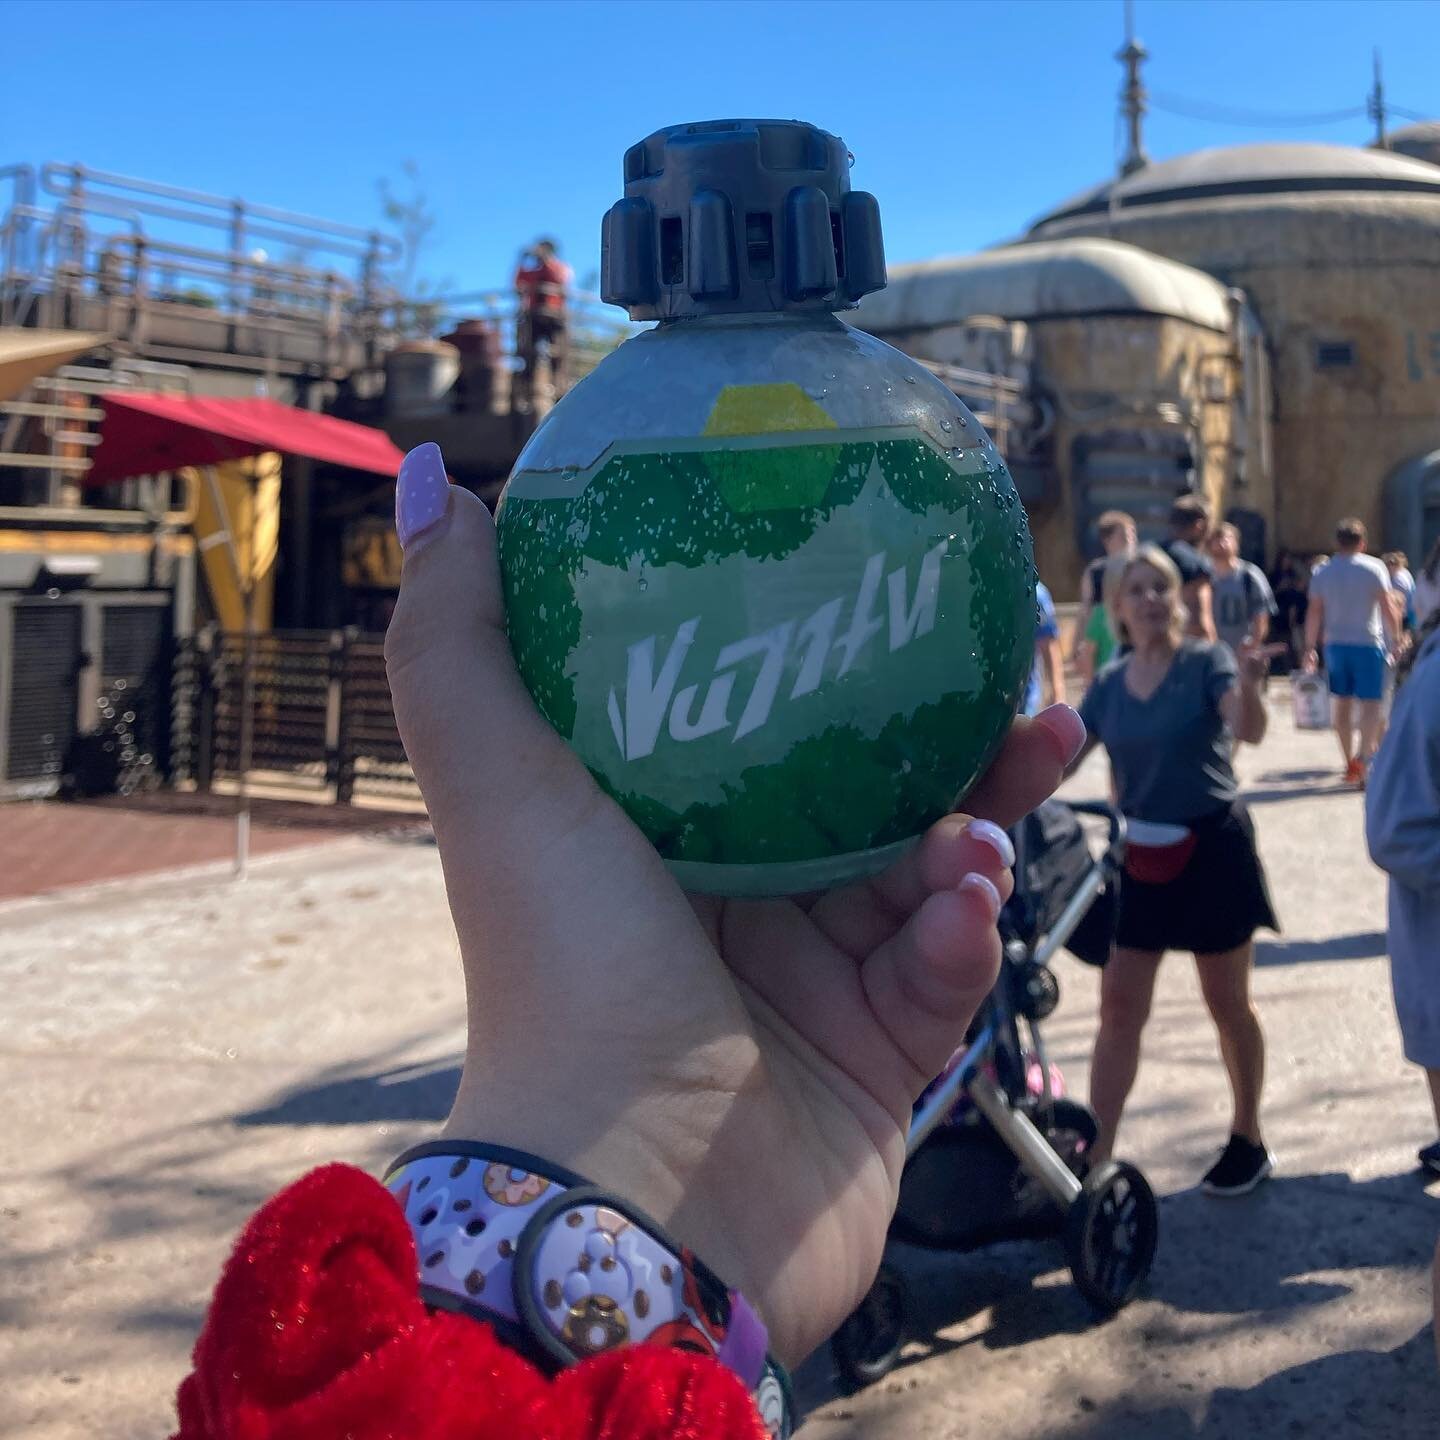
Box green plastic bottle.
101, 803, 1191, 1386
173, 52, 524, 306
497, 119, 1035, 897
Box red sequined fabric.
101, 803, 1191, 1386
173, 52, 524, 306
172, 1163, 768, 1440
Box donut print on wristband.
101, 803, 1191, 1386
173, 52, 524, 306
383, 1142, 792, 1438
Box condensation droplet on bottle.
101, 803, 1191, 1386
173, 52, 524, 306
904, 374, 918, 385
939, 419, 952, 433
637, 577, 648, 592
959, 416, 969, 428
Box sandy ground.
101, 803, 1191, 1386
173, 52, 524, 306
2, 699, 1437, 1439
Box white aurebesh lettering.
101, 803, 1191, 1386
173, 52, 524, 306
607, 541, 948, 761
888, 541, 945, 649
608, 618, 699, 761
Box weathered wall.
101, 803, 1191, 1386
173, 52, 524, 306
1033, 193, 1440, 555
884, 313, 1241, 598
1032, 313, 1248, 596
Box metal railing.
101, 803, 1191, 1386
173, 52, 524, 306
372, 285, 633, 385
3, 163, 634, 392
39, 161, 399, 283
178, 626, 417, 804
917, 358, 1032, 458
0, 357, 190, 504
2, 162, 403, 370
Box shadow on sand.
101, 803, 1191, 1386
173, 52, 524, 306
798, 1169, 1440, 1435
234, 1054, 462, 1127
1254, 930, 1387, 966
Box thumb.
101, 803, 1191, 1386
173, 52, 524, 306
384, 443, 596, 855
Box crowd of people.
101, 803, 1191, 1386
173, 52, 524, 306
1028, 498, 1440, 1197
1047, 501, 1438, 789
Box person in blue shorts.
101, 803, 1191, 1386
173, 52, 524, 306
1304, 517, 1399, 785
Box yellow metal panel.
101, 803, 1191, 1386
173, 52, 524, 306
187, 452, 281, 631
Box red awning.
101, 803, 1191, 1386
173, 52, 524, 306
85, 392, 405, 484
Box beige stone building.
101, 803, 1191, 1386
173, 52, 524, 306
1028, 142, 1440, 569
852, 238, 1263, 597
853, 140, 1440, 596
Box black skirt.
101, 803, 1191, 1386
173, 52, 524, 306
1115, 801, 1279, 955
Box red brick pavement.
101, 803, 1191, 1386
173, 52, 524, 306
0, 793, 428, 902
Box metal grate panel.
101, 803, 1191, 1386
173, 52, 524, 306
98, 604, 173, 783
5, 604, 80, 781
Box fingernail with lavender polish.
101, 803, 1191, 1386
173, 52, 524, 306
396, 442, 451, 552
958, 871, 1002, 920
965, 818, 1016, 869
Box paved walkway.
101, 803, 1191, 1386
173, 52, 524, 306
0, 791, 426, 901
0, 704, 1436, 1439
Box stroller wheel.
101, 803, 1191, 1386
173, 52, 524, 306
1063, 1160, 1158, 1314
831, 1264, 908, 1392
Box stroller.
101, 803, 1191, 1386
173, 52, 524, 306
830, 800, 1159, 1391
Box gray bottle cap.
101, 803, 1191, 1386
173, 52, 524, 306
601, 119, 886, 321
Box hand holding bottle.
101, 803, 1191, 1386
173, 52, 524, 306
390, 445, 1083, 1362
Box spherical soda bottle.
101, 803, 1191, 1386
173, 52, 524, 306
496, 119, 1035, 897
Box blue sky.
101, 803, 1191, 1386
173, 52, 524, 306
2, 0, 1435, 303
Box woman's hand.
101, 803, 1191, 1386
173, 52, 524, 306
1237, 637, 1284, 686
385, 447, 1082, 1364
1225, 639, 1281, 745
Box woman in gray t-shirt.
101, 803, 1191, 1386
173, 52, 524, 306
1074, 545, 1279, 1196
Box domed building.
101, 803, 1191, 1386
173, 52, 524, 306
852, 64, 1440, 595
1027, 141, 1440, 566
851, 238, 1266, 594
1383, 120, 1440, 169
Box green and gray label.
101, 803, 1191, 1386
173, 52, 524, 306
497, 430, 1034, 890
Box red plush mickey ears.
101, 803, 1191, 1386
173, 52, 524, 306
172, 1163, 768, 1440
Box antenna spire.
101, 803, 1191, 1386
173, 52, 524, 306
1368, 49, 1388, 148
1118, 0, 1149, 176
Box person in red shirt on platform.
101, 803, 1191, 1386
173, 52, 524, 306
513, 237, 573, 406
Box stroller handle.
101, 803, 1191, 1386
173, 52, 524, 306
1028, 802, 1126, 969
1060, 801, 1127, 866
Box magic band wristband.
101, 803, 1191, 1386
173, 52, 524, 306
384, 1141, 793, 1438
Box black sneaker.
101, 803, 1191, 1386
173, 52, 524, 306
1419, 1140, 1440, 1177
1201, 1134, 1274, 1196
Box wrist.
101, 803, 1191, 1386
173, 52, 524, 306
439, 1080, 763, 1340
385, 1139, 793, 1436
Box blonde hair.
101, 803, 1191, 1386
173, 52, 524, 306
1110, 543, 1187, 648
